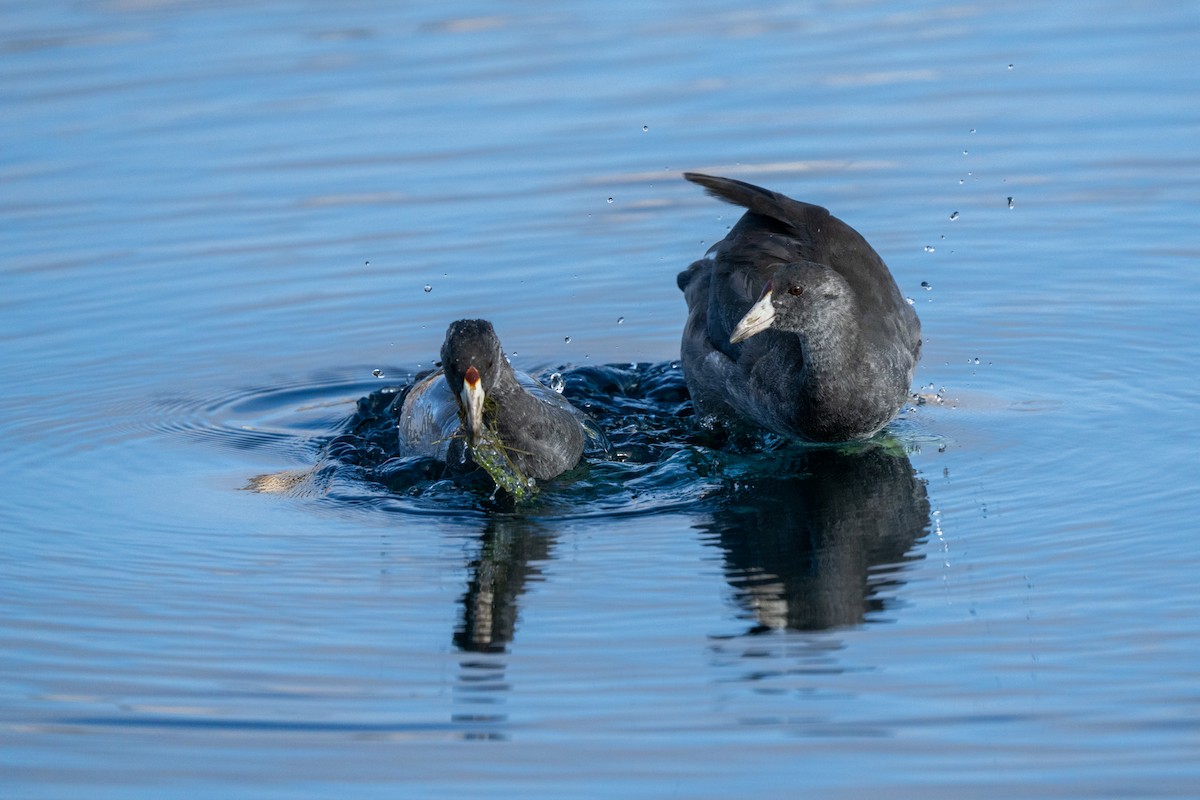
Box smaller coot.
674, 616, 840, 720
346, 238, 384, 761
398, 319, 586, 492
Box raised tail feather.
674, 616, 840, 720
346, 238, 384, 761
683, 171, 831, 228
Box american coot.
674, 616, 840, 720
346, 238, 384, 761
397, 319, 586, 493
678, 173, 921, 443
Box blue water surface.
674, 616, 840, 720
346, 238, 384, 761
3, 1, 1199, 797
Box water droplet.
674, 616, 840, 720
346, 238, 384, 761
969, 128, 976, 133
364, 260, 370, 266
372, 369, 383, 378
606, 197, 613, 204
962, 149, 969, 155
617, 316, 625, 325
423, 284, 432, 293
924, 245, 935, 253
564, 335, 572, 344
642, 125, 649, 132
905, 297, 915, 305
548, 372, 565, 393
1007, 196, 1014, 209
921, 281, 932, 290
949, 211, 959, 220
971, 357, 980, 365
1007, 63, 1014, 70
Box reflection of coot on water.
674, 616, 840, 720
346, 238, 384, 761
453, 517, 553, 653
447, 443, 930, 653
699, 443, 930, 632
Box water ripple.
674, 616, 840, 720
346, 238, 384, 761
140, 374, 380, 461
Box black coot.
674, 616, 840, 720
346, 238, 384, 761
398, 319, 586, 487
677, 173, 921, 443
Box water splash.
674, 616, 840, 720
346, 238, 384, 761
212, 362, 943, 518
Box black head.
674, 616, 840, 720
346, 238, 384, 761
440, 319, 504, 395
730, 261, 853, 344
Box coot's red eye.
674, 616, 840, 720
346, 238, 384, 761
788, 286, 805, 296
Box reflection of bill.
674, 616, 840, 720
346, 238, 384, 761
700, 442, 931, 632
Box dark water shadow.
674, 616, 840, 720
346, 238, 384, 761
441, 439, 930, 664
699, 442, 930, 633
449, 516, 557, 740
453, 517, 555, 653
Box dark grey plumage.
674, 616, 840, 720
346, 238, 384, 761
678, 173, 921, 443
398, 319, 585, 481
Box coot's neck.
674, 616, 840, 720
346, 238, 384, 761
486, 362, 524, 401
797, 309, 866, 390
484, 362, 543, 421
789, 314, 883, 440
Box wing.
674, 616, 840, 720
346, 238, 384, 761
396, 370, 462, 461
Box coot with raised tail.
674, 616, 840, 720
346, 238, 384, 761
397, 319, 587, 494
677, 172, 921, 443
